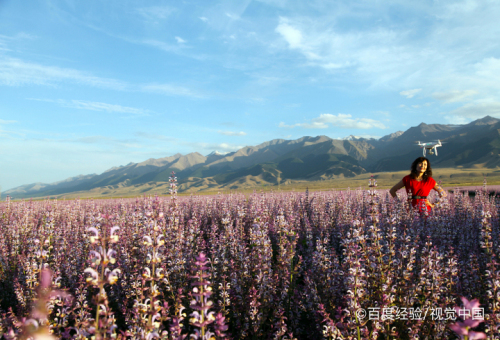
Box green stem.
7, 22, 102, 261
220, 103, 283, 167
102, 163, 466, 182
149, 259, 155, 328
38, 241, 44, 284
96, 237, 107, 338
200, 271, 205, 337
95, 303, 101, 334
96, 263, 105, 337
354, 272, 361, 340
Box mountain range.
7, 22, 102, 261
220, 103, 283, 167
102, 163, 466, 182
5, 116, 500, 199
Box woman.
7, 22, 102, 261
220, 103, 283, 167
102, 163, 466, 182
389, 157, 447, 212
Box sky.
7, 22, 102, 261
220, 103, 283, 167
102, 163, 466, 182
1, 0, 500, 191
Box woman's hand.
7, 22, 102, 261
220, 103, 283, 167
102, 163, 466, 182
425, 199, 434, 208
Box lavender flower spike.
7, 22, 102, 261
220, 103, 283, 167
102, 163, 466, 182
449, 297, 486, 339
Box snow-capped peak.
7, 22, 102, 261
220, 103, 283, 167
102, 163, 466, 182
207, 150, 229, 157
342, 135, 362, 141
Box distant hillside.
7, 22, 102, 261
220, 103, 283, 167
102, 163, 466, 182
373, 116, 500, 171
4, 116, 500, 199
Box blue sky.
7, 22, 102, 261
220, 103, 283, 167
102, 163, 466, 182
1, 0, 500, 191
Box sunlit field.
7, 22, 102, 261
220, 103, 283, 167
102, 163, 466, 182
13, 167, 499, 200
1, 175, 499, 339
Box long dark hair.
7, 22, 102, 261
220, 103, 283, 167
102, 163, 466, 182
410, 157, 432, 180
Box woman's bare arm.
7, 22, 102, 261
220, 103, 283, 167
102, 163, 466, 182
389, 180, 405, 198
433, 183, 447, 198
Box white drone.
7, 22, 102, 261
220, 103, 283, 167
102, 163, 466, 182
417, 140, 442, 156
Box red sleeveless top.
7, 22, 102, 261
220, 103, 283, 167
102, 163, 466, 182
402, 175, 436, 211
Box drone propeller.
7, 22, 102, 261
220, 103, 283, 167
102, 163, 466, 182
413, 140, 446, 145
413, 139, 445, 157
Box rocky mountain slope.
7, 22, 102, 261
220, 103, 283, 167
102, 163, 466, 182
5, 116, 500, 199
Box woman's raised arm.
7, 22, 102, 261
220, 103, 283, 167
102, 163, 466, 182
433, 183, 447, 198
389, 180, 405, 198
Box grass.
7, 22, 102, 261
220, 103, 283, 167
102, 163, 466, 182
5, 167, 500, 201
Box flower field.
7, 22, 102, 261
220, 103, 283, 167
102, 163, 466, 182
1, 176, 499, 339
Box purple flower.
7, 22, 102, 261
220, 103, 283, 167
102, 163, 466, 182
449, 297, 486, 339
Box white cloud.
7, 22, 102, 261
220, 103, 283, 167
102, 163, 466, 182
218, 130, 247, 136
315, 114, 386, 129
441, 0, 479, 18
279, 121, 327, 129
432, 90, 477, 103
136, 6, 175, 23
275, 16, 395, 72
199, 17, 208, 22
0, 55, 202, 99
272, 2, 500, 103
72, 136, 116, 144
303, 121, 329, 129
68, 137, 141, 150
473, 57, 500, 88
0, 57, 127, 90
275, 18, 303, 49
0, 33, 35, 52
0, 119, 18, 138
280, 113, 386, 129
361, 134, 382, 139
225, 13, 240, 20
0, 32, 36, 40
134, 134, 243, 153
249, 97, 265, 104
135, 132, 177, 141
279, 122, 296, 129
255, 0, 288, 7
141, 39, 180, 53
0, 55, 204, 102
400, 89, 422, 98
69, 100, 148, 115
448, 100, 500, 119
59, 135, 141, 148
219, 143, 241, 150
342, 134, 381, 140
0, 119, 17, 124
141, 83, 203, 98
443, 115, 470, 125
188, 142, 243, 152
0, 135, 161, 190
175, 36, 186, 44
28, 99, 148, 115
248, 74, 286, 86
